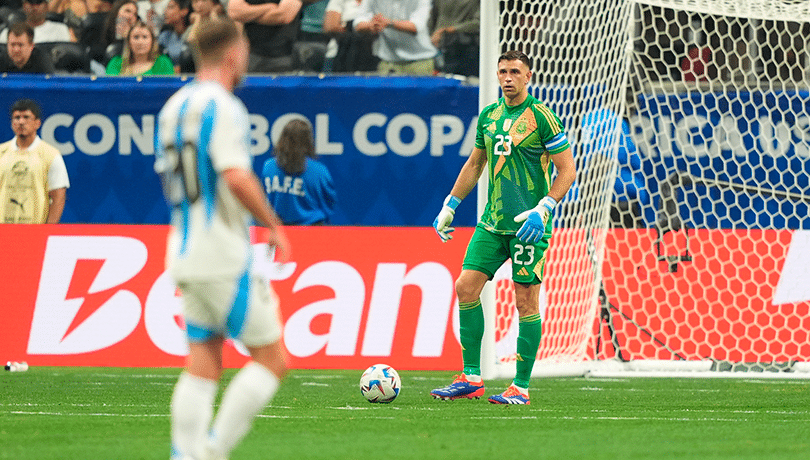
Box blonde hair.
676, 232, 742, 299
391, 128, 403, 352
190, 17, 241, 66
121, 20, 159, 75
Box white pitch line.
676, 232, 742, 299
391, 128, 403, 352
86, 374, 179, 379
1, 403, 158, 408
5, 412, 807, 423
8, 411, 169, 417
290, 374, 347, 380
4, 411, 388, 420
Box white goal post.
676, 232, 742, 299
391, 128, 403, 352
478, 0, 810, 379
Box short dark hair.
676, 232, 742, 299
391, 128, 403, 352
10, 99, 42, 120
7, 22, 35, 43
498, 50, 532, 69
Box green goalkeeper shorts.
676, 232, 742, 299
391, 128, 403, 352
462, 225, 550, 285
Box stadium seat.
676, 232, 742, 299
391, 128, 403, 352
177, 45, 195, 73
45, 12, 65, 23
39, 42, 91, 74
0, 7, 26, 29
104, 41, 123, 65
292, 41, 326, 73
80, 13, 107, 63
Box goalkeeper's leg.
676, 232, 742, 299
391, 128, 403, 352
488, 283, 542, 405
490, 238, 548, 405
431, 270, 489, 400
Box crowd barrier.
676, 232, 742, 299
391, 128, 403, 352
3, 76, 806, 229
0, 75, 480, 226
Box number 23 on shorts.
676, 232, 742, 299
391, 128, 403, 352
510, 240, 547, 284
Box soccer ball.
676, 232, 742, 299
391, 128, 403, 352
359, 364, 401, 404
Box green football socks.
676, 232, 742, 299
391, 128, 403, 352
514, 313, 542, 388
459, 299, 485, 377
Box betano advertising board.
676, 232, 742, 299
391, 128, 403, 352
2, 225, 809, 370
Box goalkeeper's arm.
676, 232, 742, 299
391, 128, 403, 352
433, 147, 487, 242
514, 147, 577, 243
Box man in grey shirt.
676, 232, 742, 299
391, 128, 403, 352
354, 0, 436, 75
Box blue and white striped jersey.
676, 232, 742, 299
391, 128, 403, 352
155, 80, 254, 280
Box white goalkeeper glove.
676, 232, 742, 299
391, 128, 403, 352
514, 196, 557, 244
433, 195, 461, 242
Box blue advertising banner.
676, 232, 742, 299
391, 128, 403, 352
629, 90, 810, 229
0, 75, 480, 226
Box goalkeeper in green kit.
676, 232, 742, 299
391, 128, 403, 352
431, 50, 576, 404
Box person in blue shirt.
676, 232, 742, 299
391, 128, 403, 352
261, 118, 337, 225
157, 0, 192, 71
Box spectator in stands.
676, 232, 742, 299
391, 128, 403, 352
300, 0, 328, 43
0, 99, 70, 224
294, 0, 328, 71
101, 0, 139, 52
106, 19, 174, 74
0, 22, 55, 72
86, 0, 113, 14
322, 0, 377, 73
262, 118, 337, 225
227, 0, 301, 73
157, 0, 191, 69
49, 0, 89, 39
186, 0, 224, 42
137, 0, 169, 35
92, 0, 139, 71
354, 0, 436, 75
0, 0, 74, 43
429, 0, 479, 77
81, 0, 114, 63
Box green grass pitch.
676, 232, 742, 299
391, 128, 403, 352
1, 367, 809, 459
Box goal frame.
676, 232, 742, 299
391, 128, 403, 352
476, 0, 810, 380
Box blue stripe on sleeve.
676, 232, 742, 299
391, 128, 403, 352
176, 97, 192, 257
198, 99, 217, 226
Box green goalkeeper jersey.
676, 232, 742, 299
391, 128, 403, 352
475, 94, 571, 234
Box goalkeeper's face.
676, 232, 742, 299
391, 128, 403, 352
497, 59, 532, 100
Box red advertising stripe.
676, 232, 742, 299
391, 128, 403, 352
4, 226, 808, 370
603, 229, 810, 362
1, 225, 471, 370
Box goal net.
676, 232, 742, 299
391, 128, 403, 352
480, 0, 810, 379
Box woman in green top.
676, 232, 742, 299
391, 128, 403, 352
106, 20, 176, 76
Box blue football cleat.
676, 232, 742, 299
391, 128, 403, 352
488, 385, 530, 405
430, 374, 485, 400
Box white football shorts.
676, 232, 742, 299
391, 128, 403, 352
177, 274, 282, 348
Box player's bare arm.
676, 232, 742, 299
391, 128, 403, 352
223, 167, 291, 263
449, 146, 488, 200
546, 146, 576, 202
46, 188, 66, 224
433, 147, 487, 242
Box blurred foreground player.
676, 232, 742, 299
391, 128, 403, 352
430, 50, 576, 405
155, 17, 291, 460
